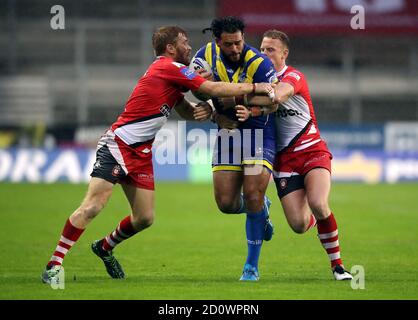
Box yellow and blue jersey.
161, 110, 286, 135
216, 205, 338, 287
194, 42, 277, 172
194, 42, 277, 135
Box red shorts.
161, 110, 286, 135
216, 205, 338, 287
273, 140, 332, 198
91, 130, 155, 190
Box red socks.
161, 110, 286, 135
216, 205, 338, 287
317, 213, 343, 268
48, 219, 84, 267
102, 215, 138, 251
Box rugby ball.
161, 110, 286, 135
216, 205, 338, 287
189, 57, 212, 76
189, 57, 212, 101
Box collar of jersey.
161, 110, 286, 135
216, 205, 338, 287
276, 65, 288, 76
215, 44, 254, 83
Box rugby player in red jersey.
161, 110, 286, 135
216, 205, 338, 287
263, 30, 353, 280
236, 30, 353, 280
41, 26, 274, 284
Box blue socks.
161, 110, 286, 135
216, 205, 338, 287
245, 208, 266, 269
221, 193, 266, 270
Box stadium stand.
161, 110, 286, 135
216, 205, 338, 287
0, 0, 417, 136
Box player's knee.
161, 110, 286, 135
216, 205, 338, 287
289, 220, 308, 234
308, 198, 329, 218
242, 193, 264, 213
215, 196, 237, 214
218, 204, 237, 214
131, 213, 154, 230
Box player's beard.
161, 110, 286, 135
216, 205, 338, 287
228, 52, 241, 62
175, 48, 191, 66
222, 50, 244, 65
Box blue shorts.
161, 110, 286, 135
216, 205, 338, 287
212, 128, 276, 172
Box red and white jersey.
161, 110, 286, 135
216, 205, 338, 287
275, 65, 323, 153
111, 56, 206, 147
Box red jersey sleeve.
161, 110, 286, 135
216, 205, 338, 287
281, 69, 304, 94
165, 61, 207, 91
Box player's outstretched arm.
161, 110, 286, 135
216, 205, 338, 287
234, 81, 296, 121
273, 82, 294, 104
235, 104, 279, 122
218, 92, 277, 110
217, 94, 278, 122
174, 98, 212, 121
213, 79, 291, 107
197, 81, 273, 98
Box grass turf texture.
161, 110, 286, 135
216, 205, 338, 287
0, 182, 417, 299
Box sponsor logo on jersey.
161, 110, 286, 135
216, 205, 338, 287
160, 104, 171, 117
180, 67, 197, 80
266, 69, 275, 77
277, 108, 303, 118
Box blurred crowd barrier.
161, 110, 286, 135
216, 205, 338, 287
1, 121, 418, 184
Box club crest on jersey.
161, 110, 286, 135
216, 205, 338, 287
160, 104, 171, 117
287, 72, 301, 81
112, 165, 122, 177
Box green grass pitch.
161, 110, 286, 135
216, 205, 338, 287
0, 182, 417, 299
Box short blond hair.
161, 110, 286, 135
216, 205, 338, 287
152, 26, 187, 56
263, 30, 290, 48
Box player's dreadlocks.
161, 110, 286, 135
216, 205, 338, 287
202, 16, 245, 39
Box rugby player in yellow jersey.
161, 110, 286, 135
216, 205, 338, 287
192, 17, 278, 281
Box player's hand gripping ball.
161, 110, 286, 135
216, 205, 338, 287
189, 57, 212, 101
